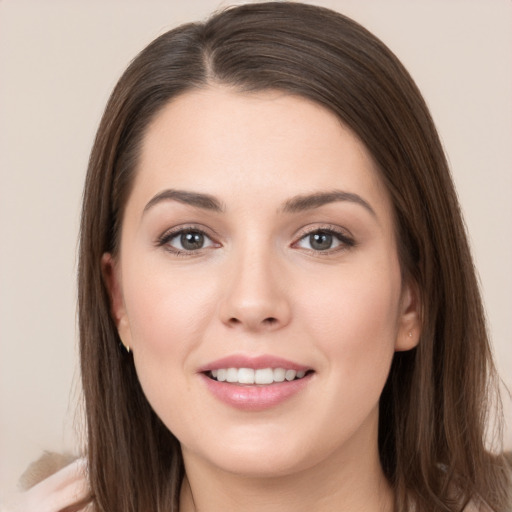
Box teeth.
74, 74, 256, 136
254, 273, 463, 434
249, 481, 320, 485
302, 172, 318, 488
255, 368, 274, 384
285, 369, 297, 381
238, 368, 255, 384
273, 368, 286, 382
209, 367, 308, 384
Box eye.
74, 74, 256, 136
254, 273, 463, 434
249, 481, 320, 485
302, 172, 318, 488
294, 228, 354, 253
158, 228, 217, 254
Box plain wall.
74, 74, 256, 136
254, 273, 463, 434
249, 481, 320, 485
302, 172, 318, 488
0, 0, 511, 498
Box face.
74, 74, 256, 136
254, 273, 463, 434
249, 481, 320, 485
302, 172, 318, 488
104, 87, 419, 479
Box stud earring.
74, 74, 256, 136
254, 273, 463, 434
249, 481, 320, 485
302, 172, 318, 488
408, 331, 413, 338
119, 341, 131, 354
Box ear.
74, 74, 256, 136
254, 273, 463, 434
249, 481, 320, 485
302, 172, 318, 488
395, 277, 421, 352
101, 253, 132, 350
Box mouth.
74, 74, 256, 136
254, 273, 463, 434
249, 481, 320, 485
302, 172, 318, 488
205, 367, 313, 385
201, 369, 314, 411
199, 355, 314, 410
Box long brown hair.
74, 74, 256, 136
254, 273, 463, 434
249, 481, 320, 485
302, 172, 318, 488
78, 2, 510, 511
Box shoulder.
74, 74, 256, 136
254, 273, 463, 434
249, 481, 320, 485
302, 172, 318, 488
1, 453, 92, 512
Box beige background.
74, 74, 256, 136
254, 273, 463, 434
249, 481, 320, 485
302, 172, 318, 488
0, 0, 510, 499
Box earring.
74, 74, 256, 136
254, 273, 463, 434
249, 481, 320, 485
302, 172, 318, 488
408, 331, 413, 338
119, 341, 131, 354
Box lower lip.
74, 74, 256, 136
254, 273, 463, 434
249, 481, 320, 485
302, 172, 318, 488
200, 373, 313, 411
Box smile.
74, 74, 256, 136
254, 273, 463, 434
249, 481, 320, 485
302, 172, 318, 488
199, 355, 314, 411
208, 367, 308, 385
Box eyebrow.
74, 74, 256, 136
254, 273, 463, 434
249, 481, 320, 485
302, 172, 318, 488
143, 189, 224, 214
143, 188, 376, 217
282, 190, 376, 217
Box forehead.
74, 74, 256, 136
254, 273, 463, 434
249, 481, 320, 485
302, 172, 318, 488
130, 86, 392, 219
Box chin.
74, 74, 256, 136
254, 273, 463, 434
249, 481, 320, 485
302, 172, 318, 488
207, 449, 317, 479
181, 424, 340, 480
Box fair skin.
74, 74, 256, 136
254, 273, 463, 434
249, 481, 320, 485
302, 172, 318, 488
103, 87, 420, 512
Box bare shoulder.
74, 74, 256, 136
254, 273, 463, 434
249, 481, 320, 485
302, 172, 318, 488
1, 452, 92, 512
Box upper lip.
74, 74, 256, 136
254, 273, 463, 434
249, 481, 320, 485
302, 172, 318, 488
198, 354, 311, 373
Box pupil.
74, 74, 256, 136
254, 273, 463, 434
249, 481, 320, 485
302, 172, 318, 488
310, 232, 332, 250
181, 232, 204, 250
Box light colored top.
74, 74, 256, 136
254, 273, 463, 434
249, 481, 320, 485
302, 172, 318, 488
0, 458, 90, 512
0, 456, 500, 512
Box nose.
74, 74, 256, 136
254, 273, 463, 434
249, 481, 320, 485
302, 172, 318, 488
218, 247, 292, 332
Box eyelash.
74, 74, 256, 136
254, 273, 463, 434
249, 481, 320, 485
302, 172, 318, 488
156, 225, 217, 257
292, 226, 356, 255
156, 225, 355, 257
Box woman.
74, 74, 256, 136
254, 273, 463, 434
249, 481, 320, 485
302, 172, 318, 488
8, 2, 510, 511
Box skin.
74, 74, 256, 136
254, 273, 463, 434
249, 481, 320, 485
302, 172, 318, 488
103, 86, 420, 512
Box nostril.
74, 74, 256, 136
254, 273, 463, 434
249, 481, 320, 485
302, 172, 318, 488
227, 316, 278, 327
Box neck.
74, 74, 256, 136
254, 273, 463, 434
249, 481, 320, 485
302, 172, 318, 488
179, 412, 393, 512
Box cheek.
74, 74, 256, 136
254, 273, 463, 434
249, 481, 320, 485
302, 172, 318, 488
298, 257, 401, 382
125, 265, 221, 434
292, 265, 401, 443
121, 263, 218, 417
123, 261, 218, 355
